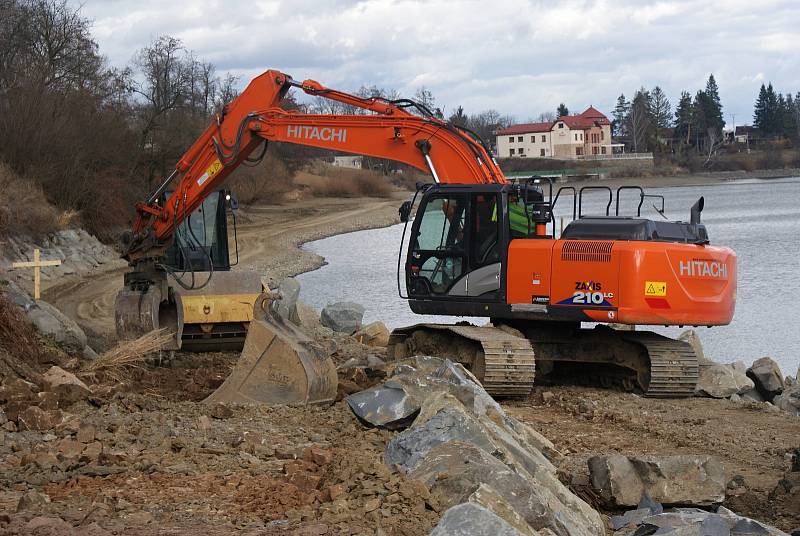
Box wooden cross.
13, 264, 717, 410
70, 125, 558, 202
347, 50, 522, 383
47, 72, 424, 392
11, 249, 62, 300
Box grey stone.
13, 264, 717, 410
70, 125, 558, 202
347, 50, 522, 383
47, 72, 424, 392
589, 454, 725, 507
626, 508, 791, 536
696, 363, 754, 398
612, 508, 653, 530
741, 389, 765, 403
679, 330, 707, 364
412, 441, 603, 536
346, 382, 420, 430
638, 493, 663, 515
320, 301, 365, 333
26, 300, 88, 352
746, 357, 785, 402
467, 484, 538, 536
385, 406, 497, 471
428, 503, 525, 536
730, 393, 742, 403
773, 384, 800, 417
41, 366, 90, 405
272, 278, 300, 324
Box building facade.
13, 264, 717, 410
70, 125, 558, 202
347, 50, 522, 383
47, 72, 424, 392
495, 107, 613, 159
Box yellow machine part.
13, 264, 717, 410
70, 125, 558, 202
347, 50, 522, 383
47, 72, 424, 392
181, 293, 261, 324
205, 293, 338, 405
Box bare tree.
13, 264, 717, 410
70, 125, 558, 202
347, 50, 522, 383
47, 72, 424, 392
627, 88, 652, 152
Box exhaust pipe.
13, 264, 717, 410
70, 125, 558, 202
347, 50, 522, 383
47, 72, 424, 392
690, 196, 704, 225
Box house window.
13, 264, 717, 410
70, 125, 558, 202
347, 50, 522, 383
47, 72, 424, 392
601, 146, 607, 154
558, 123, 564, 129
592, 146, 599, 155
509, 148, 515, 156
531, 136, 535, 143
509, 137, 514, 143
517, 136, 523, 142
574, 133, 578, 141
541, 135, 546, 142
519, 148, 524, 155
540, 148, 545, 157
601, 131, 604, 140
576, 147, 583, 156
581, 133, 584, 140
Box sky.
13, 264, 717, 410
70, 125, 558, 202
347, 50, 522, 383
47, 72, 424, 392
70, 0, 800, 127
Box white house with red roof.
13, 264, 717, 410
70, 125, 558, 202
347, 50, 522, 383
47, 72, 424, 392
495, 106, 613, 159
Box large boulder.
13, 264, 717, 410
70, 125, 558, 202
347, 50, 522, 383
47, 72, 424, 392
695, 362, 754, 398
412, 441, 601, 536
320, 301, 365, 334
613, 506, 790, 536
272, 278, 300, 324
747, 357, 785, 402
678, 330, 708, 365
429, 502, 525, 536
41, 366, 90, 405
346, 381, 421, 429
377, 358, 603, 536
588, 454, 725, 507
773, 384, 800, 417
354, 321, 390, 347
25, 300, 88, 352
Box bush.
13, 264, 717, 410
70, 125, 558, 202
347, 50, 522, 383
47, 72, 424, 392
300, 164, 395, 198
0, 164, 60, 238
229, 154, 294, 205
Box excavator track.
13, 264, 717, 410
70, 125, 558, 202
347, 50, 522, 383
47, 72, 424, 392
387, 324, 536, 397
622, 331, 699, 398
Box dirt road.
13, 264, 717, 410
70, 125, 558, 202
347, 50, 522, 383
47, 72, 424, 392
42, 196, 400, 347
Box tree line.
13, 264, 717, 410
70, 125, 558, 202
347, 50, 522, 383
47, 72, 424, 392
753, 83, 800, 140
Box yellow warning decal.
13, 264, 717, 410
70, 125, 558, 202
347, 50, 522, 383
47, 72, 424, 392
196, 159, 223, 187
645, 281, 667, 297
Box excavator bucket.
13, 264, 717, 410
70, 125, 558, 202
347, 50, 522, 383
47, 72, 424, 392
205, 293, 338, 405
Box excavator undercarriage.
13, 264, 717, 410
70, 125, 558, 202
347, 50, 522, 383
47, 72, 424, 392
387, 323, 699, 398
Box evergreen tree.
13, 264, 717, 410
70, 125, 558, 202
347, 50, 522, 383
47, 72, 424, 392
556, 103, 569, 117
703, 74, 724, 134
764, 83, 779, 136
753, 83, 768, 132
673, 91, 694, 145
781, 93, 796, 139
649, 86, 672, 130
612, 94, 630, 138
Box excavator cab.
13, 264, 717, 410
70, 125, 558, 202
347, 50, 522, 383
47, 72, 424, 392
162, 190, 235, 273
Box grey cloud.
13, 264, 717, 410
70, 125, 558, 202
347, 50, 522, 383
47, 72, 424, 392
73, 0, 800, 121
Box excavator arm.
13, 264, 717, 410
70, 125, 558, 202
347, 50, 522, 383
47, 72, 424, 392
125, 69, 506, 262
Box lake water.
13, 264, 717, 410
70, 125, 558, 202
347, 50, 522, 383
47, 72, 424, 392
298, 178, 800, 375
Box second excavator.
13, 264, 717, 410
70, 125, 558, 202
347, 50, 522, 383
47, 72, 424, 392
115, 68, 737, 404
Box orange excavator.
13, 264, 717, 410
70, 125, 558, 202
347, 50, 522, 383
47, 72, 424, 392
115, 69, 737, 403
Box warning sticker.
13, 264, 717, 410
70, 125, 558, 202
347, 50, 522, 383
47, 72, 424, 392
645, 281, 667, 297
197, 159, 223, 187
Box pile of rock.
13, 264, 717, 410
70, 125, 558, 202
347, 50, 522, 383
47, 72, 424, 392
347, 356, 605, 536
0, 366, 89, 434
684, 330, 799, 417
0, 229, 124, 288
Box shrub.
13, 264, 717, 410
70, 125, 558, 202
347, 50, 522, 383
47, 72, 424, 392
0, 164, 60, 238
229, 154, 294, 205
297, 164, 395, 198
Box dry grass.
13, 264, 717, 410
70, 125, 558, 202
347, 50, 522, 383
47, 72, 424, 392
0, 291, 49, 384
84, 328, 174, 381
0, 163, 60, 238
230, 154, 295, 205
297, 164, 395, 198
